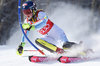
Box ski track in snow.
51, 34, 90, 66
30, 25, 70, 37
0, 2, 100, 66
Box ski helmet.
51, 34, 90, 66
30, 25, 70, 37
22, 1, 37, 17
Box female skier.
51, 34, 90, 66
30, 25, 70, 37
17, 1, 76, 55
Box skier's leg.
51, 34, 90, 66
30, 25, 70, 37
48, 24, 77, 49
45, 24, 69, 47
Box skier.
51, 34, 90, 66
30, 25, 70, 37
17, 1, 76, 55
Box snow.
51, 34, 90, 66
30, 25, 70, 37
0, 2, 100, 66
0, 46, 100, 66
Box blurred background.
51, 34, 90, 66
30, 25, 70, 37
0, 0, 100, 45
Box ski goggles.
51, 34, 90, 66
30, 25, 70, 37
22, 9, 32, 16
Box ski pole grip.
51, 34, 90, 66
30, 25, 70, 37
38, 49, 45, 55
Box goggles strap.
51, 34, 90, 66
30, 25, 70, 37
32, 10, 37, 23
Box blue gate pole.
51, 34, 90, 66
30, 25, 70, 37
18, 0, 45, 55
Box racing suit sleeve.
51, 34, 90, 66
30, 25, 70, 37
34, 11, 48, 29
21, 30, 29, 42
21, 19, 30, 43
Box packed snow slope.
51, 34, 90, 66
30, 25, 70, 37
0, 2, 100, 66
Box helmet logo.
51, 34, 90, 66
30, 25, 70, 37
22, 3, 27, 8
33, 3, 35, 6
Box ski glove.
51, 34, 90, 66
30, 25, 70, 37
22, 23, 35, 31
16, 42, 25, 55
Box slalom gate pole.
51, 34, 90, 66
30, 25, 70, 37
18, 0, 45, 55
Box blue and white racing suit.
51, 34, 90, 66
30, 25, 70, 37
21, 10, 68, 48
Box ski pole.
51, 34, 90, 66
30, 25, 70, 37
24, 50, 44, 52
18, 0, 45, 55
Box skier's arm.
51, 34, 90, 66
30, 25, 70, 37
22, 12, 48, 30
17, 30, 30, 56
33, 11, 48, 29
17, 21, 30, 56
21, 30, 29, 43
21, 19, 31, 44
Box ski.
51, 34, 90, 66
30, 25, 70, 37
29, 55, 58, 62
28, 49, 94, 63
57, 56, 86, 63
28, 55, 87, 63
58, 56, 100, 63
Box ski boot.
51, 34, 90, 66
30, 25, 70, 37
62, 41, 77, 50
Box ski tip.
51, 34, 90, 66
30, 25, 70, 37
57, 56, 62, 62
28, 55, 48, 63
57, 56, 83, 63
29, 56, 33, 62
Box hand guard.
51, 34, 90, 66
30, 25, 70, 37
22, 23, 35, 31
17, 45, 23, 55
16, 42, 25, 55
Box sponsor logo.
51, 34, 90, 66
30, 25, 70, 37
39, 24, 51, 34
23, 3, 27, 6
32, 58, 37, 61
61, 59, 67, 62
